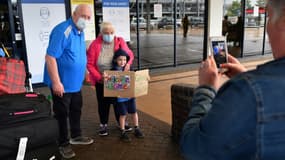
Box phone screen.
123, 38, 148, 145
210, 40, 227, 68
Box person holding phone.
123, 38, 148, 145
180, 0, 285, 159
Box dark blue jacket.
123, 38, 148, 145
180, 57, 285, 160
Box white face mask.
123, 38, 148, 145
76, 17, 86, 30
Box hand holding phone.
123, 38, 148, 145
209, 36, 228, 71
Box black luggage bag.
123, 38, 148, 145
0, 93, 51, 125
4, 141, 61, 160
23, 141, 61, 160
0, 93, 60, 159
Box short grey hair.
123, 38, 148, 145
100, 22, 115, 33
73, 4, 90, 15
267, 0, 285, 22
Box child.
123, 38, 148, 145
111, 48, 144, 142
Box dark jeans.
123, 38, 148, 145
51, 90, 82, 146
95, 83, 120, 125
183, 27, 188, 37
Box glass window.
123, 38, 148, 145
95, 0, 205, 69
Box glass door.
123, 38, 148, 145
243, 0, 266, 56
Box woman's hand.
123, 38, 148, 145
199, 56, 221, 90
220, 54, 247, 78
103, 72, 109, 81
98, 72, 108, 84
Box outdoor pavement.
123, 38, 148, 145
129, 27, 270, 69
34, 54, 272, 160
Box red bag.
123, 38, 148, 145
0, 57, 26, 95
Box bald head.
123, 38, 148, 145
74, 4, 91, 17
72, 4, 92, 30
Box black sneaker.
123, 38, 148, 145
120, 131, 131, 142
134, 128, 144, 138
125, 125, 133, 132
117, 125, 132, 132
99, 125, 108, 136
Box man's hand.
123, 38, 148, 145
52, 82, 64, 97
220, 54, 247, 78
199, 56, 221, 90
45, 54, 65, 97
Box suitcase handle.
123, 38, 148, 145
13, 110, 35, 115
25, 93, 38, 98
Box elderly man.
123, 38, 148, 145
180, 0, 285, 159
44, 4, 93, 159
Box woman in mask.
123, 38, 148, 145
87, 22, 134, 136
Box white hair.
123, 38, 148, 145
100, 22, 115, 33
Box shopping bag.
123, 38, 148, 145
0, 57, 26, 95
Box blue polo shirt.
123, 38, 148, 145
43, 18, 86, 93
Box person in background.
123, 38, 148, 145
222, 15, 231, 36
109, 48, 144, 142
43, 4, 94, 159
182, 15, 189, 38
233, 16, 243, 47
180, 0, 285, 159
87, 22, 134, 136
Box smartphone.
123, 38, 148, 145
209, 36, 228, 69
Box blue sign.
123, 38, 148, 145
22, 0, 64, 3
103, 0, 129, 7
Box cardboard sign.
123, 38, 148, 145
104, 69, 149, 98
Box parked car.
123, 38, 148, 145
176, 19, 182, 28
130, 17, 154, 30
157, 17, 181, 29
245, 17, 257, 27
150, 18, 160, 29
190, 17, 204, 28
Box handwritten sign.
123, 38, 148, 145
104, 69, 149, 98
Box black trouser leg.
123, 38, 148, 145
52, 90, 71, 146
52, 90, 83, 145
95, 83, 120, 125
183, 27, 188, 37
95, 83, 111, 125
113, 102, 120, 124
69, 91, 82, 138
